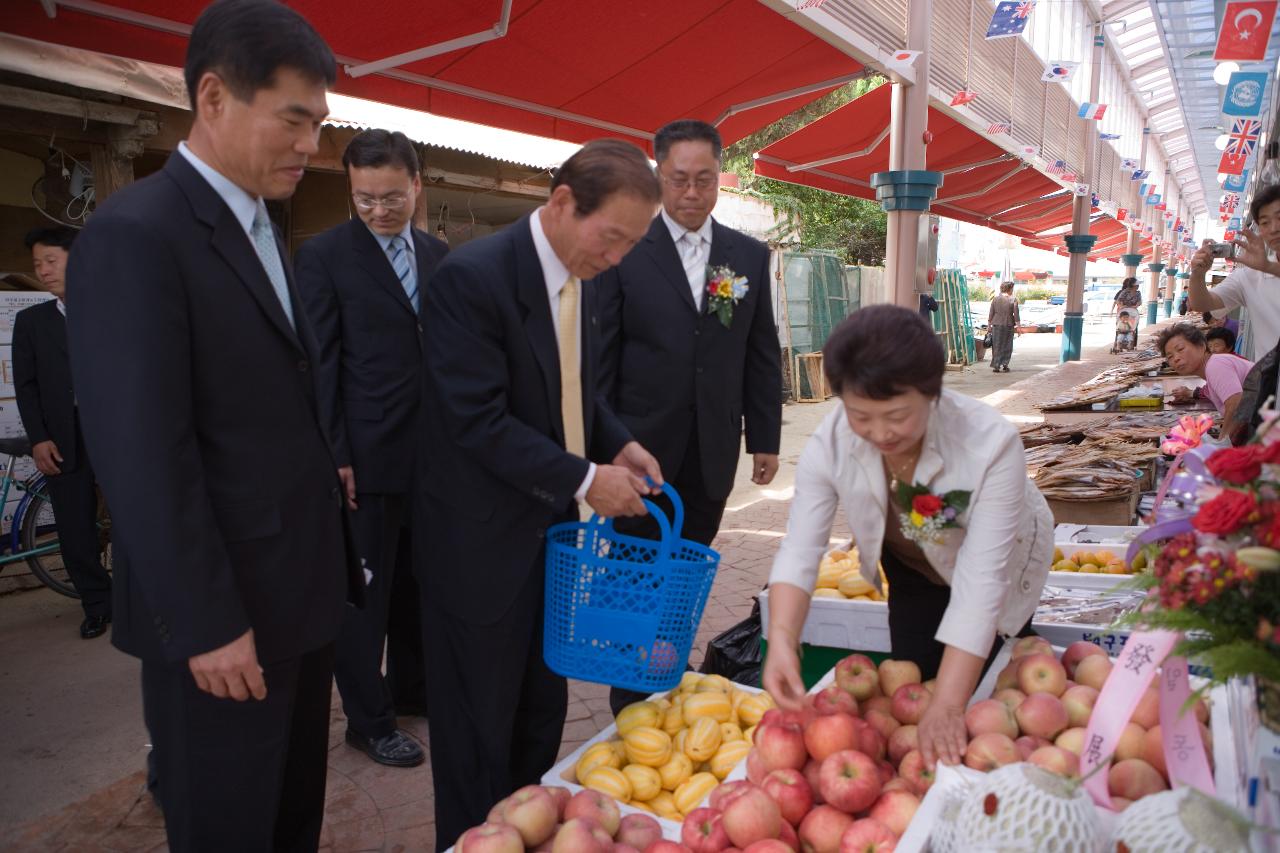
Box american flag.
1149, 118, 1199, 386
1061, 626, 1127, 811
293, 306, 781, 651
986, 1, 1035, 38
1045, 159, 1068, 175
1226, 118, 1261, 156
987, 121, 1011, 135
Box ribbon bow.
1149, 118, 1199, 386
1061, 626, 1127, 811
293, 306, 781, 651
1160, 414, 1214, 456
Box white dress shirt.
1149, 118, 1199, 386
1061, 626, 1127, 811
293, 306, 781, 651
367, 221, 416, 264
177, 141, 264, 240
661, 209, 713, 309
768, 389, 1053, 659
529, 208, 596, 501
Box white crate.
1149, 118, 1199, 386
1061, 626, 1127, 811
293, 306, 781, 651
1045, 570, 1138, 591
1054, 524, 1148, 545
757, 586, 891, 652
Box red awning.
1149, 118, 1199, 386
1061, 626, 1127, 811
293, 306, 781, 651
752, 85, 1066, 238
1020, 216, 1138, 263
6, 1, 860, 152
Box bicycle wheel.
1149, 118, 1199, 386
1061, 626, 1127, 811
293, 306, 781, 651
18, 487, 112, 599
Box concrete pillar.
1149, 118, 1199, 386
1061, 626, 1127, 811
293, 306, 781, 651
878, 0, 937, 309
1147, 257, 1165, 326
1164, 266, 1177, 317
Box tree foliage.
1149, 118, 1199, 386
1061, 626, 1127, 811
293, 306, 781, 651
723, 76, 890, 266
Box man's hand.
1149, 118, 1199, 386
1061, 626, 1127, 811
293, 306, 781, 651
585, 464, 649, 517
32, 440, 62, 477
188, 629, 266, 701
1233, 229, 1276, 274
752, 453, 779, 485
337, 466, 358, 510
1189, 240, 1214, 276
612, 442, 663, 493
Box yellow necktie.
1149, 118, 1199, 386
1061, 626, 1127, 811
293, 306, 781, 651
558, 276, 585, 458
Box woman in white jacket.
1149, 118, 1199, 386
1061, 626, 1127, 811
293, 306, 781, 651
763, 306, 1052, 769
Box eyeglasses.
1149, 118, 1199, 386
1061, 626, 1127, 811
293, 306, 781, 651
352, 194, 408, 212
661, 173, 718, 191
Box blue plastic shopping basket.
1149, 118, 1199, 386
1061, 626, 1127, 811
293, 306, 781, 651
543, 483, 719, 692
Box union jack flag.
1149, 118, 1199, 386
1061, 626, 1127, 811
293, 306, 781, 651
1226, 118, 1261, 156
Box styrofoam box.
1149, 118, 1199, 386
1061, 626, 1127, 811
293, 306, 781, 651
757, 586, 891, 652
1045, 570, 1137, 592
1054, 523, 1148, 545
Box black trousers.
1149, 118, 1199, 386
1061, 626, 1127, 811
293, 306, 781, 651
141, 643, 334, 853
386, 529, 428, 714
43, 430, 111, 618
333, 492, 426, 738
609, 425, 729, 715
423, 557, 567, 852
881, 547, 1032, 681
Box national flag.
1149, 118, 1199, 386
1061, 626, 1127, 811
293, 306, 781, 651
1219, 150, 1250, 175
1041, 61, 1078, 82
1157, 204, 1168, 213
1223, 70, 1269, 117
1226, 117, 1261, 155
1078, 102, 1107, 120
1214, 0, 1277, 61
950, 89, 978, 106
795, 0, 831, 9
1147, 194, 1161, 205
987, 121, 1011, 135
1225, 229, 1237, 241
888, 50, 922, 67
1099, 132, 1121, 140
1045, 159, 1068, 175
1146, 224, 1154, 234
1073, 183, 1090, 197
1060, 171, 1077, 182
1229, 216, 1243, 229
1091, 192, 1101, 208
1224, 169, 1249, 192
1131, 169, 1150, 180
1175, 219, 1183, 232
987, 1, 1036, 38
1116, 208, 1128, 221
1121, 158, 1138, 170
1020, 144, 1038, 158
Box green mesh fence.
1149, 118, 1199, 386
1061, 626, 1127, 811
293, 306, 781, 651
932, 269, 976, 365
778, 250, 855, 399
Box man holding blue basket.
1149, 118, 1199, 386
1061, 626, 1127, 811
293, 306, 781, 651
417, 139, 665, 849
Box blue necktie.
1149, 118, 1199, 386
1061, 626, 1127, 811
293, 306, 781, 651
250, 207, 295, 331
388, 235, 419, 312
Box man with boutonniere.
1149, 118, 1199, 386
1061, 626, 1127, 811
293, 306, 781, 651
595, 119, 782, 715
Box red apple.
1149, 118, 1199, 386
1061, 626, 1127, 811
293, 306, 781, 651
1073, 654, 1113, 691
802, 758, 825, 805
552, 818, 614, 853
1060, 641, 1107, 678
1015, 693, 1069, 740
1061, 685, 1099, 729
992, 688, 1026, 712
457, 823, 525, 853
496, 786, 559, 847
747, 749, 768, 785
1010, 636, 1054, 660
804, 713, 859, 763
881, 778, 911, 794
762, 768, 813, 827
819, 749, 882, 814
994, 661, 1021, 691
741, 841, 792, 853
864, 708, 900, 741
1055, 727, 1085, 756
838, 817, 898, 852
862, 696, 893, 717
646, 843, 695, 853
875, 759, 895, 786
1141, 725, 1168, 780
722, 786, 783, 849
616, 845, 641, 853
963, 732, 1019, 771
756, 720, 809, 773
850, 716, 887, 761
1028, 745, 1080, 777
565, 789, 622, 837
836, 654, 881, 701
812, 685, 860, 716
877, 660, 922, 700
1016, 653, 1068, 697
618, 814, 664, 851
897, 749, 935, 796
798, 805, 854, 853
964, 699, 1018, 739
887, 725, 918, 766
1131, 688, 1160, 730
1014, 735, 1050, 761
1115, 722, 1146, 762
778, 820, 799, 851
544, 786, 572, 821
683, 807, 731, 853
1108, 758, 1168, 800
890, 684, 932, 725
868, 789, 919, 836
710, 780, 753, 811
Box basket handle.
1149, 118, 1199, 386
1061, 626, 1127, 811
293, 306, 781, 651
593, 481, 684, 558
648, 479, 685, 542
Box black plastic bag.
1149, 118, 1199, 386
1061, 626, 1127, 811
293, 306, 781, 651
699, 599, 764, 687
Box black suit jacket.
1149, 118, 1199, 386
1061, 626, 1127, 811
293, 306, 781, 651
295, 218, 448, 494
65, 152, 362, 665
595, 216, 782, 502
12, 299, 83, 471
418, 214, 632, 624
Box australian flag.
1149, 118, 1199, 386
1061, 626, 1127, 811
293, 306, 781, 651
986, 1, 1035, 38
1131, 169, 1150, 181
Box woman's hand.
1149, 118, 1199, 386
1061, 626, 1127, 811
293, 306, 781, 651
917, 700, 968, 768
762, 635, 806, 711
1171, 386, 1193, 403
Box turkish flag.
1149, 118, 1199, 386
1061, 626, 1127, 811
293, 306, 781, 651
1215, 0, 1277, 61
1219, 149, 1250, 175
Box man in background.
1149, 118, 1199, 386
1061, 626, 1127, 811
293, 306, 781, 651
14, 225, 112, 638
296, 128, 447, 768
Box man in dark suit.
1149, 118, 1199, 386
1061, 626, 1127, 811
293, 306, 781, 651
295, 129, 447, 768
13, 226, 113, 638
595, 120, 783, 714
64, 2, 360, 850
419, 139, 664, 849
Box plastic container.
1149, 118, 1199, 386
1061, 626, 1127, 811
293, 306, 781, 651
757, 586, 891, 652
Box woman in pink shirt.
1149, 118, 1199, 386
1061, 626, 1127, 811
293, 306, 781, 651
1161, 323, 1254, 424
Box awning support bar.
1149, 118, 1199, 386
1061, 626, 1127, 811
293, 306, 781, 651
712, 72, 865, 128
786, 125, 890, 172
345, 0, 513, 79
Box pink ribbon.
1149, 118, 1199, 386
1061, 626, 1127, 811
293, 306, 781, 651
1081, 630, 1215, 809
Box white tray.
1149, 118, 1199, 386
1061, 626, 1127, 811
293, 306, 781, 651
758, 587, 891, 652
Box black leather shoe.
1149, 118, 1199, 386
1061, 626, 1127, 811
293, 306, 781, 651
80, 614, 110, 639
345, 728, 424, 767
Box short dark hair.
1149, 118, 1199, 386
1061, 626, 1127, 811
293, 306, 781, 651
1250, 182, 1280, 222
653, 120, 723, 164
550, 139, 660, 217
1207, 326, 1238, 351
1157, 322, 1206, 355
1122, 277, 1138, 288
185, 0, 336, 112
1000, 281, 1015, 293
342, 129, 420, 178
1202, 311, 1215, 323
823, 305, 945, 400
24, 226, 76, 251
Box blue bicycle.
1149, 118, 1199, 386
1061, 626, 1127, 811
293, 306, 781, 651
0, 436, 112, 598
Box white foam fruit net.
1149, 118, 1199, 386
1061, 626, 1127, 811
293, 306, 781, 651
1109, 786, 1253, 852
931, 763, 1099, 852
